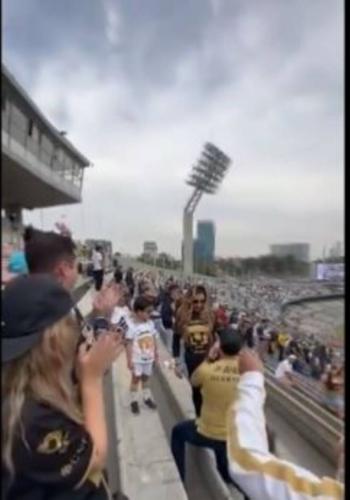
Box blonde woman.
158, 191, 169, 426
2, 274, 125, 500
175, 285, 214, 416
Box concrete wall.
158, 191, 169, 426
154, 339, 244, 500
265, 374, 343, 466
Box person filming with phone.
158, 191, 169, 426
2, 274, 126, 500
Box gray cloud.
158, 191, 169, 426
3, 0, 343, 259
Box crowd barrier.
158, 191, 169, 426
153, 339, 245, 500
281, 293, 344, 312
264, 372, 343, 466
265, 358, 327, 406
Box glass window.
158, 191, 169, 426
64, 154, 73, 170
2, 96, 10, 131
32, 125, 39, 142
28, 119, 34, 136
10, 105, 27, 145
2, 93, 7, 112
41, 135, 54, 154
27, 119, 39, 141
57, 148, 64, 162
11, 104, 27, 131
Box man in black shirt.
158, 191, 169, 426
114, 265, 124, 284
125, 267, 135, 296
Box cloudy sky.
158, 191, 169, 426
3, 0, 344, 259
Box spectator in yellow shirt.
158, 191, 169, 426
171, 327, 246, 497
277, 331, 290, 361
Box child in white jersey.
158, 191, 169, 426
125, 296, 159, 414
110, 285, 132, 339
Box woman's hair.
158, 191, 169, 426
175, 285, 213, 336
192, 285, 207, 301
2, 315, 81, 478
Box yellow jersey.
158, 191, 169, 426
277, 333, 289, 347
191, 358, 239, 440
183, 319, 212, 355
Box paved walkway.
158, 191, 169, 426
111, 351, 188, 500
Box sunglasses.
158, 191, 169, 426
193, 299, 206, 305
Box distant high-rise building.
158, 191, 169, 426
329, 241, 343, 259
143, 241, 158, 260
270, 243, 310, 262
195, 220, 215, 264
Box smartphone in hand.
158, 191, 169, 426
111, 316, 129, 339
93, 317, 110, 338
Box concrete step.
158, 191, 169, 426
111, 351, 188, 500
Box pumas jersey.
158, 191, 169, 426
110, 306, 131, 337
125, 320, 158, 364
184, 319, 212, 355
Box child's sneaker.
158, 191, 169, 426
144, 398, 157, 410
130, 401, 140, 414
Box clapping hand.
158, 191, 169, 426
55, 221, 72, 237
77, 331, 122, 381
93, 282, 122, 317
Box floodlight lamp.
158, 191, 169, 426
185, 142, 232, 193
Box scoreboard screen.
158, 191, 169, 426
316, 263, 344, 281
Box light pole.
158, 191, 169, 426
182, 142, 231, 276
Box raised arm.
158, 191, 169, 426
227, 350, 344, 500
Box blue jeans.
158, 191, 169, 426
171, 419, 248, 497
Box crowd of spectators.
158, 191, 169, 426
1, 236, 344, 500
226, 277, 343, 320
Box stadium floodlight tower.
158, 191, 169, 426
183, 142, 231, 276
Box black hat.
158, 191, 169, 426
218, 326, 243, 356
2, 274, 73, 364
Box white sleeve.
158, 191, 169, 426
152, 322, 159, 339
110, 308, 121, 325
227, 372, 344, 500
124, 324, 134, 341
